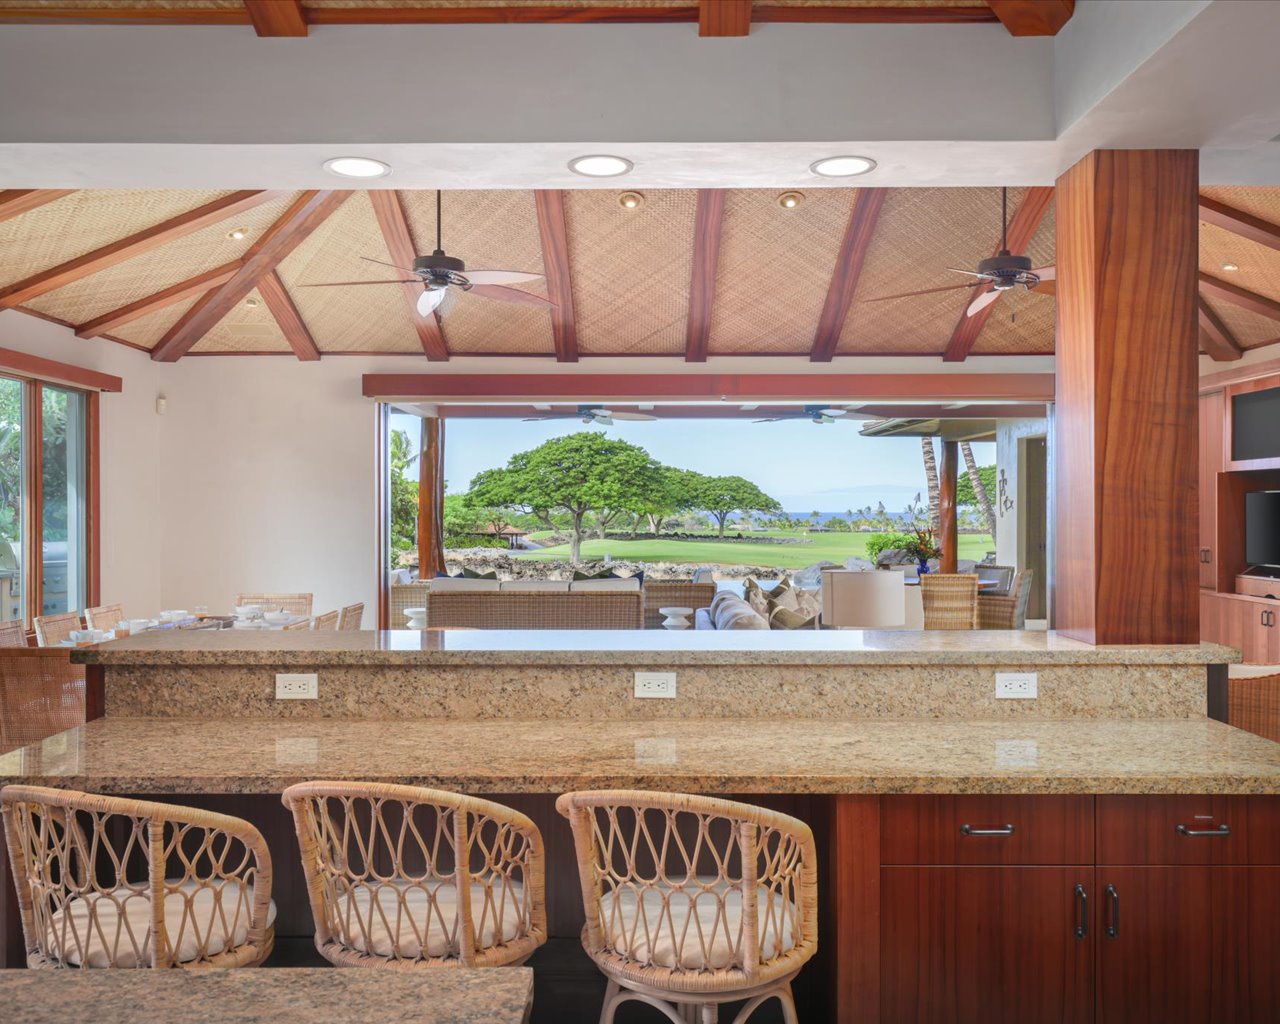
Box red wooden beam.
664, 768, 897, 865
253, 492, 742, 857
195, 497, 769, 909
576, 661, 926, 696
1198, 297, 1243, 362
307, 4, 699, 26
685, 189, 726, 363
75, 261, 242, 339
0, 189, 75, 224
245, 0, 307, 36
437, 401, 1046, 420
987, 0, 1074, 36
0, 5, 248, 24
533, 191, 579, 363
258, 270, 320, 361
1199, 272, 1280, 323
367, 190, 449, 361
942, 186, 1054, 363
700, 0, 751, 35
755, 5, 995, 25
1199, 195, 1280, 253
151, 191, 349, 361
811, 188, 889, 363
0, 346, 122, 392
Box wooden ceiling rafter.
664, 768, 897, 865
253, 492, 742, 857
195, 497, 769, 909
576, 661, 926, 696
1199, 195, 1280, 253
0, 190, 76, 224
1198, 296, 1243, 362
0, 189, 286, 310
74, 260, 242, 339
941, 185, 1054, 362
151, 190, 350, 362
700, 0, 751, 36
986, 0, 1074, 35
1199, 272, 1280, 323
367, 189, 450, 361
533, 190, 579, 363
257, 269, 320, 360
245, 0, 306, 37
810, 188, 889, 362
684, 189, 727, 363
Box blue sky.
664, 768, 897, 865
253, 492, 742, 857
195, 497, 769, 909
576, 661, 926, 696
391, 413, 996, 513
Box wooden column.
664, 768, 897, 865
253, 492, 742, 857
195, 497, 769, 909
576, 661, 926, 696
939, 439, 959, 573
1054, 150, 1199, 644
417, 418, 446, 581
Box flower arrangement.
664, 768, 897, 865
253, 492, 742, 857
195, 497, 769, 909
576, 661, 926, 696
902, 527, 942, 568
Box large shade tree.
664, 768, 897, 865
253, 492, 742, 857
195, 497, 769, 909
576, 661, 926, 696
691, 474, 782, 538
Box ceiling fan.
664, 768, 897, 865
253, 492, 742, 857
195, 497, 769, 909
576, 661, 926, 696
863, 187, 1055, 317
753, 405, 867, 425
301, 190, 553, 317
522, 404, 658, 426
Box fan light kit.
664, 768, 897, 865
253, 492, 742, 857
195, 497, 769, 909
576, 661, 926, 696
226, 226, 249, 241
810, 155, 877, 178
778, 192, 805, 210
244, 297, 260, 308
322, 157, 391, 179
619, 191, 644, 210
1222, 262, 1240, 272
568, 154, 633, 178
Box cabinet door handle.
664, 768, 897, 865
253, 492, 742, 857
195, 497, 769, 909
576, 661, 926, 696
1105, 884, 1120, 940
959, 823, 1015, 836
1175, 823, 1232, 837
1074, 883, 1088, 940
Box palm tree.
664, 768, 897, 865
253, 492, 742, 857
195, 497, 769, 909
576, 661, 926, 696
921, 438, 940, 532
961, 441, 997, 537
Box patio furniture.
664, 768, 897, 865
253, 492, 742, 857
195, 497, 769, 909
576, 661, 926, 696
84, 604, 124, 632
978, 569, 1034, 630
1, 785, 274, 968
311, 610, 339, 631
556, 789, 818, 1024
338, 603, 364, 630
0, 648, 84, 752
920, 574, 979, 629
1228, 673, 1280, 743
425, 591, 643, 630
281, 781, 546, 968
975, 564, 1015, 597
235, 593, 313, 617
33, 611, 81, 648
0, 619, 27, 647
643, 581, 716, 629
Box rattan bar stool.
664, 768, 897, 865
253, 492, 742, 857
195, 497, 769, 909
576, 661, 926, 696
0, 785, 275, 969
556, 790, 819, 1024
282, 781, 546, 968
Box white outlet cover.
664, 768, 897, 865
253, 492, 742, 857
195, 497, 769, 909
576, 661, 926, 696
276, 673, 318, 700
634, 671, 677, 699
995, 672, 1038, 699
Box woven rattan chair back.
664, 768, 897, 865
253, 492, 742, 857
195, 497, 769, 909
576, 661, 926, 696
311, 611, 339, 631
83, 605, 125, 632
0, 619, 28, 647
642, 582, 717, 630
338, 603, 364, 630
974, 564, 1015, 597
556, 789, 818, 1023
33, 612, 81, 648
281, 781, 546, 969
1229, 673, 1280, 743
978, 569, 1034, 630
0, 785, 274, 969
920, 574, 979, 629
235, 593, 313, 617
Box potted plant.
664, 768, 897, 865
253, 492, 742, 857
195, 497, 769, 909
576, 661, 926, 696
903, 527, 942, 576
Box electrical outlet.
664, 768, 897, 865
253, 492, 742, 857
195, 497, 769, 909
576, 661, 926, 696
634, 671, 677, 699
276, 673, 318, 700
995, 672, 1038, 699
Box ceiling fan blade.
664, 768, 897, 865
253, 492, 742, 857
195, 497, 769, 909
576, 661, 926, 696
417, 288, 447, 317
863, 282, 981, 303
966, 288, 1004, 317
946, 267, 998, 280
753, 417, 786, 423
299, 279, 420, 288
1032, 265, 1055, 281
362, 256, 419, 275
463, 270, 546, 286
466, 284, 555, 308
1031, 279, 1056, 296
606, 411, 657, 422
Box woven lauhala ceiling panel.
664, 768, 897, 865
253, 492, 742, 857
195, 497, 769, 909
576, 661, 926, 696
1202, 295, 1280, 350
971, 199, 1056, 355
1200, 186, 1280, 228
564, 189, 696, 355
190, 287, 292, 353
1200, 222, 1280, 306
706, 188, 854, 355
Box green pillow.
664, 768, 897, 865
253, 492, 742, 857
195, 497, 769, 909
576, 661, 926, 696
461, 568, 498, 580
573, 568, 616, 581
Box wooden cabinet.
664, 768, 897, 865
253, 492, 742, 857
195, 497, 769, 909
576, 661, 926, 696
881, 795, 1093, 865
1199, 390, 1224, 589
1201, 590, 1280, 664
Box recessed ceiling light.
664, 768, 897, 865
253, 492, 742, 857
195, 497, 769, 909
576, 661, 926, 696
568, 154, 633, 178
227, 226, 249, 241
1222, 262, 1240, 272
618, 191, 644, 210
810, 155, 877, 178
323, 156, 391, 179
778, 191, 804, 210
244, 297, 260, 308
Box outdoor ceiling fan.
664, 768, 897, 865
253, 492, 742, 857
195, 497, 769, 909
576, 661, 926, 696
753, 405, 867, 425
301, 190, 553, 317
521, 404, 658, 426
863, 187, 1055, 317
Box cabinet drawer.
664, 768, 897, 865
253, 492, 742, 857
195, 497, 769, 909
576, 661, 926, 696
1097, 796, 1280, 864
881, 795, 1094, 865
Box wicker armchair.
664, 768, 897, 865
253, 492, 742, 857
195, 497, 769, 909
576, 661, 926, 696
0, 619, 28, 647
1, 785, 274, 969
282, 782, 545, 968
84, 605, 125, 632
974, 564, 1015, 597
920, 574, 978, 630
557, 790, 818, 1024
426, 591, 643, 630
33, 612, 81, 648
235, 593, 313, 617
978, 569, 1034, 630
311, 610, 339, 631
642, 582, 717, 630
338, 603, 364, 630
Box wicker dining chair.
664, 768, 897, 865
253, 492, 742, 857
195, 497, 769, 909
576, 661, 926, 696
311, 610, 339, 631
84, 604, 125, 632
33, 612, 82, 648
974, 564, 1015, 597
978, 569, 1034, 630
282, 619, 311, 631
235, 593, 313, 618
338, 603, 364, 630
281, 781, 546, 969
556, 790, 819, 1024
0, 619, 28, 647
0, 785, 275, 969
920, 574, 979, 629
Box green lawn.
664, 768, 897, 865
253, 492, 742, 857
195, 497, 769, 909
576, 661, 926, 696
517, 529, 995, 570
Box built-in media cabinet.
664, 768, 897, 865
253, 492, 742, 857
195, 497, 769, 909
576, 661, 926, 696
1200, 374, 1280, 663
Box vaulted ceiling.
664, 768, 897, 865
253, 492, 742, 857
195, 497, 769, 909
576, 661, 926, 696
1, 184, 1276, 362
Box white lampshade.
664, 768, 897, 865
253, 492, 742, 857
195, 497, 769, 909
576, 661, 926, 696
821, 569, 906, 628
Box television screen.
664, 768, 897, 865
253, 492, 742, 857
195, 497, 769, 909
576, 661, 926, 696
1233, 387, 1280, 462
1246, 491, 1280, 567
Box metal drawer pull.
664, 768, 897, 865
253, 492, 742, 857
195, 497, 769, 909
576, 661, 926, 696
1175, 823, 1232, 837
1106, 884, 1119, 939
1074, 884, 1088, 940
959, 824, 1015, 836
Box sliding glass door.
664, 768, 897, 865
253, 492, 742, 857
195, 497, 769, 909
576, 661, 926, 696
0, 377, 24, 623
40, 387, 87, 616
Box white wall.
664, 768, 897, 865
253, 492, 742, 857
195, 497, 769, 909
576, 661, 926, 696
994, 418, 1048, 569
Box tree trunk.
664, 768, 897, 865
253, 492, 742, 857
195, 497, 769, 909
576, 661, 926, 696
646, 513, 663, 535
717, 513, 729, 538
921, 438, 940, 533
570, 511, 584, 563
961, 441, 997, 538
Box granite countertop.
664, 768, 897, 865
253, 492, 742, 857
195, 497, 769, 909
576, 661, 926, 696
3, 716, 1277, 795
4, 966, 533, 1024
73, 628, 1240, 667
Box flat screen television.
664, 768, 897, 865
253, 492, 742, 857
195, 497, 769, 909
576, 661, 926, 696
1232, 387, 1280, 462
1246, 491, 1280, 568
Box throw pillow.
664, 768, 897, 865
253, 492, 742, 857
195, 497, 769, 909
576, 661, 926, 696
461, 568, 498, 580
573, 568, 616, 581
742, 578, 770, 617
766, 585, 820, 630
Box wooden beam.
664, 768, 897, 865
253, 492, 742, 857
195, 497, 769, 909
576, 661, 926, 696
307, 4, 699, 25
0, 5, 248, 24
811, 188, 889, 363
1198, 297, 1244, 362
245, 0, 307, 36
367, 190, 449, 361
1199, 195, 1280, 253
684, 189, 726, 363
533, 191, 579, 363
0, 346, 122, 392
74, 261, 241, 339
0, 189, 75, 224
942, 186, 1054, 363
0, 190, 284, 310
151, 191, 349, 362
258, 270, 320, 361
987, 0, 1074, 36
418, 418, 447, 580
699, 0, 751, 35
755, 5, 995, 25
938, 440, 958, 573
1199, 272, 1280, 323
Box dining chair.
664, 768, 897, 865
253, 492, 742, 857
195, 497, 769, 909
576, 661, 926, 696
338, 603, 364, 630
557, 789, 818, 1024
235, 593, 313, 618
0, 619, 28, 647
33, 612, 81, 648
311, 610, 339, 631
1, 785, 275, 969
978, 569, 1034, 630
281, 781, 546, 968
282, 619, 311, 631
974, 564, 1015, 597
84, 604, 125, 632
919, 574, 979, 629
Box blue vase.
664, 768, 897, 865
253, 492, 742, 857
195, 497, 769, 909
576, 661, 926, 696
917, 559, 931, 576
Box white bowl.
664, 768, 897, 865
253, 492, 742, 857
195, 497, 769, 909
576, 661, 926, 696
263, 611, 293, 625
234, 605, 262, 617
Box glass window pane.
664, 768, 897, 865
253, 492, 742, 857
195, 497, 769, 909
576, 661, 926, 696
41, 387, 86, 616
0, 378, 23, 624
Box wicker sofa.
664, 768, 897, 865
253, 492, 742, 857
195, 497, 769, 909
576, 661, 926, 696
425, 590, 644, 630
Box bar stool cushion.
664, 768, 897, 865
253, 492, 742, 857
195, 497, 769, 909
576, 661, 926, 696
335, 880, 526, 959
47, 880, 276, 968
